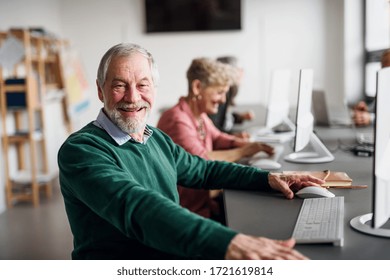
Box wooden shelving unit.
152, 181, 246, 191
0, 28, 71, 207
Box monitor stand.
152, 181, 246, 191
350, 213, 390, 238
284, 133, 335, 163
272, 118, 295, 133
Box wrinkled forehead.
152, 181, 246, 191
107, 54, 153, 79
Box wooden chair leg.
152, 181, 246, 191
32, 183, 40, 207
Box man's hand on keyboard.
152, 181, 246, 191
268, 173, 325, 199
225, 234, 308, 260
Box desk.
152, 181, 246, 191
224, 126, 390, 259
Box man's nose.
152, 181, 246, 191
123, 86, 140, 102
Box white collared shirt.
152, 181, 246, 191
93, 109, 153, 145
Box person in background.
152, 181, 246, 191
209, 56, 254, 138
58, 43, 324, 260
352, 49, 390, 126
157, 57, 273, 224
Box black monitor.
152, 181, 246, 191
350, 67, 390, 237
284, 69, 334, 163
144, 0, 241, 33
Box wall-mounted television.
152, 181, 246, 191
144, 0, 241, 33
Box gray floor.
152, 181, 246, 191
0, 177, 73, 260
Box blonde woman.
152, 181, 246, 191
157, 58, 273, 224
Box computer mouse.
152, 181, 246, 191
295, 186, 335, 199
249, 159, 281, 170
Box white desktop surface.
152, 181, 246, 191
224, 125, 390, 260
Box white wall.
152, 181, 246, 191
0, 0, 63, 34
60, 0, 344, 126
344, 0, 364, 105
0, 0, 364, 213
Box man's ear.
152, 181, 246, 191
97, 80, 104, 102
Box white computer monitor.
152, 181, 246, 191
350, 67, 390, 238
265, 69, 294, 130
284, 69, 334, 163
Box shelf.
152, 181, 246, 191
10, 170, 56, 185
5, 130, 44, 142
4, 84, 27, 92
0, 28, 69, 207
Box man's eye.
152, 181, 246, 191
113, 84, 126, 91
139, 83, 150, 89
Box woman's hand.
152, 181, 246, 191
238, 142, 275, 158
352, 110, 371, 126
232, 131, 251, 140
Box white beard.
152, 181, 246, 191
105, 102, 150, 134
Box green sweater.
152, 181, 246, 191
58, 122, 271, 259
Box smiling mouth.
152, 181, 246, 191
118, 102, 150, 113
119, 107, 145, 112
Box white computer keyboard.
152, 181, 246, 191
249, 127, 294, 143
292, 196, 344, 246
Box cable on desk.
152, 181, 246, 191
313, 130, 339, 153
336, 138, 374, 157
337, 138, 355, 152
